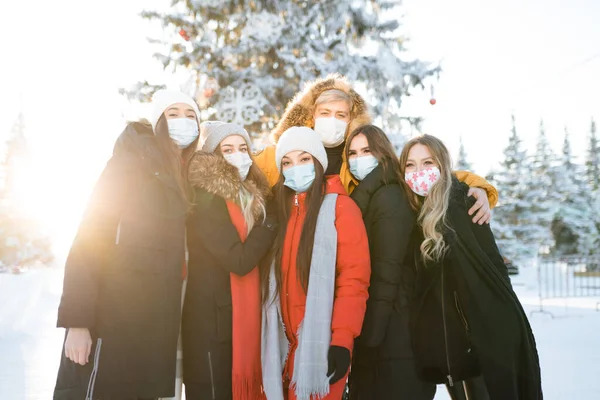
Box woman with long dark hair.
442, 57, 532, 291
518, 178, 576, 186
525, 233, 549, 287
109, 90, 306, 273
182, 121, 277, 400
399, 134, 542, 400
261, 126, 370, 400
345, 125, 435, 400
54, 90, 201, 400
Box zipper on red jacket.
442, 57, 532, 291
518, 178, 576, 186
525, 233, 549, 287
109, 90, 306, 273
440, 262, 454, 387
282, 193, 301, 380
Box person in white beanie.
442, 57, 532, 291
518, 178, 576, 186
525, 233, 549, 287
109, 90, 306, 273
182, 121, 277, 400
261, 126, 371, 400
54, 90, 201, 400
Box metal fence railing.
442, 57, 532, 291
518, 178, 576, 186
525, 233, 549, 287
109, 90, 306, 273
531, 256, 600, 317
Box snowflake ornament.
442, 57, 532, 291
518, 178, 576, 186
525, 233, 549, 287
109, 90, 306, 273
215, 83, 268, 126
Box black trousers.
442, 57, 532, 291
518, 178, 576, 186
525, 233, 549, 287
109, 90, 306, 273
349, 357, 437, 400
350, 354, 490, 400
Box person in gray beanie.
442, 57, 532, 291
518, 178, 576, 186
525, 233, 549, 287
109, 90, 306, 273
198, 120, 256, 182
260, 126, 371, 400
183, 121, 277, 400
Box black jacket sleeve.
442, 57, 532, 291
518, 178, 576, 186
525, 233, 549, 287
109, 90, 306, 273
57, 154, 138, 329
360, 185, 416, 347
468, 207, 511, 283
450, 182, 510, 284
189, 188, 277, 277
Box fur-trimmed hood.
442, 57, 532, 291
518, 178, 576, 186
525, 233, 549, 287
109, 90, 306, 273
188, 152, 266, 220
270, 73, 372, 143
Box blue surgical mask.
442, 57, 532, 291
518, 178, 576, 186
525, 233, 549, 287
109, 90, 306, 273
167, 118, 199, 148
283, 164, 316, 193
349, 155, 379, 181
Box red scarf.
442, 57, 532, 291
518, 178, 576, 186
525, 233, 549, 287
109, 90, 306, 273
226, 201, 263, 400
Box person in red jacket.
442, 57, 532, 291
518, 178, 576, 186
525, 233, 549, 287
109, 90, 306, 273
261, 126, 371, 400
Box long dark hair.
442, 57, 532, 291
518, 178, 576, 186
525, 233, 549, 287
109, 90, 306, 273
344, 124, 403, 184
261, 160, 326, 300
154, 115, 199, 209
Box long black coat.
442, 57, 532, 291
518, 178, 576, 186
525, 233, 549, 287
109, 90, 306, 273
408, 180, 542, 400
54, 122, 189, 399
349, 165, 436, 400
182, 152, 277, 400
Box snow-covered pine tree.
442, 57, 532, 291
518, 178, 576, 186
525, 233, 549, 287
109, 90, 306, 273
126, 0, 438, 140
456, 135, 473, 171
521, 120, 560, 255
490, 115, 531, 260
0, 114, 53, 268
586, 118, 599, 191
551, 128, 598, 256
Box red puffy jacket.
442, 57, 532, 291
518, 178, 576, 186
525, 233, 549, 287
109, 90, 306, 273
280, 175, 371, 379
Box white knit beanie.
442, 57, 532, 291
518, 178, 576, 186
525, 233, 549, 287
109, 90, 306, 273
200, 121, 252, 153
149, 90, 201, 132
275, 127, 328, 172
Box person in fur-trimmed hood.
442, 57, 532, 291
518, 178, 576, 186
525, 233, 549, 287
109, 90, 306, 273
182, 121, 278, 400
254, 73, 499, 224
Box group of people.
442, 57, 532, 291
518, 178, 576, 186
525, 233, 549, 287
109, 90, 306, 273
53, 75, 542, 400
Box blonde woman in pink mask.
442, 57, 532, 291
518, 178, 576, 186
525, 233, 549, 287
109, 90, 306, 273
398, 135, 542, 400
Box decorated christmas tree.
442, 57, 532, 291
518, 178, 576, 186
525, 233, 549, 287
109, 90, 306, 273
123, 0, 438, 144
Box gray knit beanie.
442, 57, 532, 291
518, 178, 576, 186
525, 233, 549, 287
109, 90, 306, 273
275, 127, 328, 172
200, 121, 252, 153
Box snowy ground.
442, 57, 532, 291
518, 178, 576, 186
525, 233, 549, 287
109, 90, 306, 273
1, 266, 599, 399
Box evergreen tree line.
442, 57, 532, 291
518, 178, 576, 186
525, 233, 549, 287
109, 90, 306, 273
480, 116, 600, 262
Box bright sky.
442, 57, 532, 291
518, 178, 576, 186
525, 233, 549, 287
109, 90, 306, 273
1, 0, 599, 257
402, 0, 600, 174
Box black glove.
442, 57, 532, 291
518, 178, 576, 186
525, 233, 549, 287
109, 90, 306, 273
327, 346, 351, 385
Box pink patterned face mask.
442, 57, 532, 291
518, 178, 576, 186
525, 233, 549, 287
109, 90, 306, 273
405, 167, 441, 197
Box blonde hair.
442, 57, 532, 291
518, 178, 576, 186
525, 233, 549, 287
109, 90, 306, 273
238, 184, 266, 234
399, 135, 454, 263
214, 148, 270, 235
315, 89, 353, 108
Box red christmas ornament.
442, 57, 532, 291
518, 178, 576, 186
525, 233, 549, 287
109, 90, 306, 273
179, 28, 190, 41
203, 88, 215, 98
429, 98, 437, 105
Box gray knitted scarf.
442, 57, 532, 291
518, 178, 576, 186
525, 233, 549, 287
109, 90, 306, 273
262, 193, 338, 400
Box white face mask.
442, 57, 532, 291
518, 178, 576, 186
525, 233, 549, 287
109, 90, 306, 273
224, 152, 253, 180
167, 118, 199, 148
349, 155, 379, 181
405, 166, 441, 197
313, 117, 348, 148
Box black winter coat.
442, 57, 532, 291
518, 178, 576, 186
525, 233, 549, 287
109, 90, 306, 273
349, 164, 416, 352
408, 179, 542, 400
54, 122, 189, 399
349, 165, 436, 400
182, 152, 277, 400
